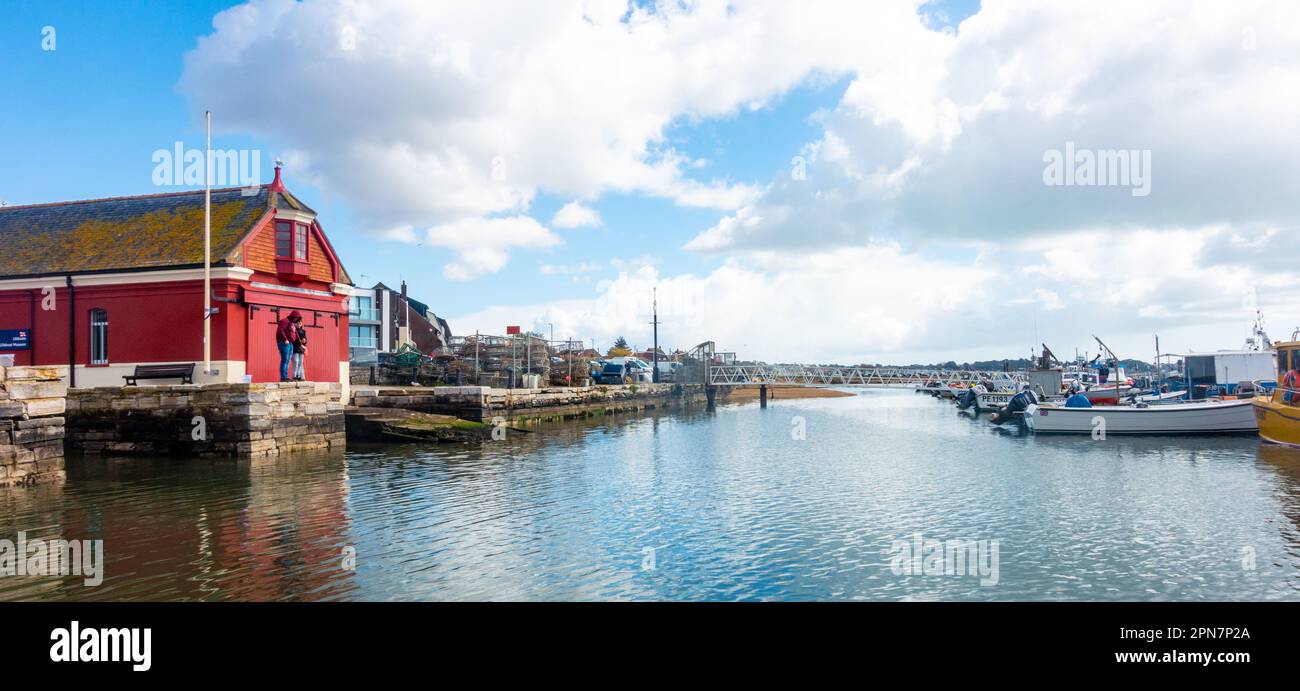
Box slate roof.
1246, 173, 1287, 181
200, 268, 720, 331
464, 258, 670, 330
0, 185, 316, 278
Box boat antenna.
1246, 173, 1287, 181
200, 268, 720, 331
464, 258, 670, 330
1249, 309, 1272, 350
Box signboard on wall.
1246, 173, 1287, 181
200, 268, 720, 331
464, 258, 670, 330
0, 329, 30, 350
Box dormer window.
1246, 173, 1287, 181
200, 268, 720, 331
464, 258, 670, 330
273, 218, 311, 281
275, 220, 309, 261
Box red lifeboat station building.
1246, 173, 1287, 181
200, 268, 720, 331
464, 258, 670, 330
0, 168, 353, 392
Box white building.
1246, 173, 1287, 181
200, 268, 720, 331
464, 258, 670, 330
348, 281, 452, 363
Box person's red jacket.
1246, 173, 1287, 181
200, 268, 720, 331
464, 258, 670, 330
276, 311, 302, 344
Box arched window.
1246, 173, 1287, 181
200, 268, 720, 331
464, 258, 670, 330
89, 308, 108, 365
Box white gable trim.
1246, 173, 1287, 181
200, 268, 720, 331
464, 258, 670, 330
0, 267, 254, 290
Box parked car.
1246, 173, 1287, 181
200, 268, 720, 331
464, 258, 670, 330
627, 360, 653, 382
595, 359, 653, 385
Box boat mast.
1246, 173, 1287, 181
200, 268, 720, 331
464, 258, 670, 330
1092, 334, 1126, 387
1155, 334, 1161, 391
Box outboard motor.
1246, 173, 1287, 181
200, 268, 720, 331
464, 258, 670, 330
956, 383, 983, 410
988, 385, 1037, 425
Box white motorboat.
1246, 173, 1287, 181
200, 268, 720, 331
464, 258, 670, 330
977, 389, 1060, 411
1023, 399, 1258, 434
976, 390, 1018, 411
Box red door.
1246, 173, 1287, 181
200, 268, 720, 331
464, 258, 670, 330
248, 307, 283, 382
303, 311, 339, 383
246, 305, 341, 383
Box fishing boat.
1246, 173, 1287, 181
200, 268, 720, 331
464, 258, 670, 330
1078, 382, 1139, 405
1023, 398, 1258, 434
1140, 318, 1276, 400
1061, 336, 1136, 404
1253, 337, 1300, 446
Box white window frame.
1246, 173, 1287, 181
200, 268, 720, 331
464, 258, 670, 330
89, 308, 109, 365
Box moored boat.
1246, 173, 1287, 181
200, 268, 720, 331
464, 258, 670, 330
987, 386, 1040, 425
975, 366, 1060, 411
1024, 398, 1258, 434
976, 389, 1018, 410
1253, 339, 1300, 446
1079, 383, 1138, 405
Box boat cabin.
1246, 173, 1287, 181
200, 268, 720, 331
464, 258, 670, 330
1064, 365, 1128, 389
1271, 341, 1300, 398
1253, 341, 1300, 445
1181, 349, 1275, 398
1276, 342, 1300, 377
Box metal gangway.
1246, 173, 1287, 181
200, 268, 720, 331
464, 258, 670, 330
707, 364, 1022, 388
676, 342, 1023, 389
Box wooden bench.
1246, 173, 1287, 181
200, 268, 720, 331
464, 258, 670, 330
123, 363, 196, 385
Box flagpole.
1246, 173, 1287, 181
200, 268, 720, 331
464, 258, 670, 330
204, 110, 212, 377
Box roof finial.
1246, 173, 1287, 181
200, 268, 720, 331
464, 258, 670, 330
269, 157, 286, 192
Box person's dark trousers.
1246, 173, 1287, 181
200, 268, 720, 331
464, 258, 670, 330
278, 342, 294, 381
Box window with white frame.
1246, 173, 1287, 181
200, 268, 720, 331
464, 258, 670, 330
89, 308, 108, 364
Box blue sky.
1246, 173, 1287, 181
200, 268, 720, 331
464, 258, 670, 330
0, 1, 868, 309
5, 1, 1293, 363
1, 1, 975, 323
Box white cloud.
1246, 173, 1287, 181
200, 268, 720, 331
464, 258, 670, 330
551, 201, 602, 229
686, 0, 1300, 253
456, 226, 1300, 363
422, 216, 560, 280
181, 0, 926, 235
455, 243, 999, 362
181, 1, 1300, 356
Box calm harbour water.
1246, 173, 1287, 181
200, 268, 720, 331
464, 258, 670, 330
3, 389, 1299, 601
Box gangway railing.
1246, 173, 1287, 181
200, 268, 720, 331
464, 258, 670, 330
704, 364, 1024, 388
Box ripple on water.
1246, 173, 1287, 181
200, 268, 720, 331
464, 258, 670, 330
2, 390, 1299, 601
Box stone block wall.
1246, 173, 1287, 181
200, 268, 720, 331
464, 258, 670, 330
0, 365, 68, 488
352, 383, 702, 423
67, 382, 345, 458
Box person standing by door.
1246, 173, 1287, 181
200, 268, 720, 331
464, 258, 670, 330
292, 320, 309, 381
276, 310, 302, 382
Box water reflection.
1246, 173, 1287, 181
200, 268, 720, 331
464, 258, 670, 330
1, 391, 1298, 601
1, 451, 356, 601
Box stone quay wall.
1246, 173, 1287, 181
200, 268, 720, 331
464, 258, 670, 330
351, 383, 705, 423
67, 382, 345, 458
0, 365, 69, 488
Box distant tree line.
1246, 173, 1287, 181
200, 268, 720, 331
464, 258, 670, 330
857, 357, 1159, 372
